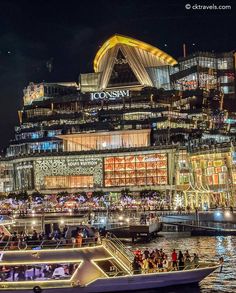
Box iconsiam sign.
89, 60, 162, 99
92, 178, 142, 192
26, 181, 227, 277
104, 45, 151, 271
90, 90, 130, 100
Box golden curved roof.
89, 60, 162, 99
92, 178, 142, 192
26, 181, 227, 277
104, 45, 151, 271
94, 34, 177, 72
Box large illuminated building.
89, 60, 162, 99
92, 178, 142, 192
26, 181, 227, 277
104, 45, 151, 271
1, 34, 236, 208
171, 51, 236, 102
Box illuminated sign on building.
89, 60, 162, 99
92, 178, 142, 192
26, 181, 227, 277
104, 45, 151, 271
23, 82, 45, 105
90, 90, 130, 100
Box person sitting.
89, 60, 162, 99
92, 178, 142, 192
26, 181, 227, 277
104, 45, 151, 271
52, 266, 65, 278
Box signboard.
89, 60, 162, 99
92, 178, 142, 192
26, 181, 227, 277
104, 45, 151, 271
23, 82, 44, 105
90, 90, 129, 100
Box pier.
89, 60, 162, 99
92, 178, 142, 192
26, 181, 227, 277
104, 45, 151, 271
106, 221, 162, 243
161, 212, 236, 236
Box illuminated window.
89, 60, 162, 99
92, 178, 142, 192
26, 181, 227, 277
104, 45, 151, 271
104, 153, 168, 187
44, 175, 93, 189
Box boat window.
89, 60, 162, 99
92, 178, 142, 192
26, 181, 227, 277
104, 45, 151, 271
93, 259, 128, 277
0, 262, 80, 282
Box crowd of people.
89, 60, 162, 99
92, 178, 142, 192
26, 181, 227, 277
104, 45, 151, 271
132, 248, 199, 273
0, 225, 102, 250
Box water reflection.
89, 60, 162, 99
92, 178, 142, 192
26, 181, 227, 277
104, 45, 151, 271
130, 235, 236, 293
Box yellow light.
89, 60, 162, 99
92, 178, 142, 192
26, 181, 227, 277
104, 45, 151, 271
94, 34, 177, 72
2, 244, 103, 255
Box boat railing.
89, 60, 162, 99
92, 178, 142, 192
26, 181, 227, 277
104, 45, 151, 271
0, 237, 99, 251
102, 233, 134, 272
105, 233, 134, 260
131, 261, 219, 275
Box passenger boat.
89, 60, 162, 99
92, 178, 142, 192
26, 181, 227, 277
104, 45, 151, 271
0, 234, 219, 292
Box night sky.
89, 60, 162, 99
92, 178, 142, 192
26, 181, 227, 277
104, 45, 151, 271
0, 0, 235, 151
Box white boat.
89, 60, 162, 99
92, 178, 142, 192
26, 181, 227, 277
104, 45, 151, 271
0, 234, 219, 292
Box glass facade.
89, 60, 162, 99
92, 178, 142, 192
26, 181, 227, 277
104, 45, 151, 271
104, 153, 168, 187
61, 130, 150, 151
44, 175, 93, 189
29, 141, 59, 151
146, 66, 176, 90
172, 53, 235, 96
108, 49, 140, 87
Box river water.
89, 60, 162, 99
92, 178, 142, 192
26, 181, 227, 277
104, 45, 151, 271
129, 234, 236, 293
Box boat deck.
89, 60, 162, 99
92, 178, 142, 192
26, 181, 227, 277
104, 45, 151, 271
0, 237, 219, 292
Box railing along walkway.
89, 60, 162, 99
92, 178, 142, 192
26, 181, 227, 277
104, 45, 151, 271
0, 237, 98, 251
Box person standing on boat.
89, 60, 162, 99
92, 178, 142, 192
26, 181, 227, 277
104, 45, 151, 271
142, 257, 149, 274
132, 256, 141, 274
76, 233, 83, 247
143, 248, 150, 259
193, 253, 199, 268
148, 256, 156, 273
184, 250, 191, 269
178, 251, 184, 270
171, 249, 178, 270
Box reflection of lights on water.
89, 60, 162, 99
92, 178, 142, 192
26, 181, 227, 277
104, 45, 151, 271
226, 236, 233, 252
216, 236, 226, 256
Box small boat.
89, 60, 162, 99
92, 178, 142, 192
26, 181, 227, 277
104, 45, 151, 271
0, 234, 219, 292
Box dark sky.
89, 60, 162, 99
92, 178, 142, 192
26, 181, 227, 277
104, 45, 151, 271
0, 0, 235, 150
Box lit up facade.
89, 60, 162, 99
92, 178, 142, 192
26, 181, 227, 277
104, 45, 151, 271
1, 34, 236, 208
171, 52, 236, 99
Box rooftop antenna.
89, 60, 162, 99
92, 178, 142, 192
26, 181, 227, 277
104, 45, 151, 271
183, 43, 187, 58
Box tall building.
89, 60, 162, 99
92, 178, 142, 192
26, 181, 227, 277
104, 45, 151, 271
171, 51, 236, 102
1, 34, 236, 208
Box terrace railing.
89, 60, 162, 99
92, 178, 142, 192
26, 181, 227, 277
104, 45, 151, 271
0, 237, 99, 251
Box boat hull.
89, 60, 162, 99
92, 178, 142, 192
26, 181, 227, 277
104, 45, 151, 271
0, 265, 218, 293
